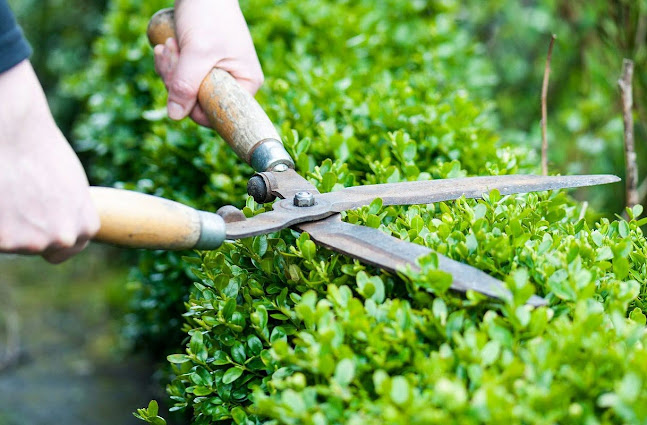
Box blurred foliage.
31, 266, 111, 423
463, 0, 647, 210
8, 0, 106, 137
55, 0, 647, 422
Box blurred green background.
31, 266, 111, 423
0, 0, 644, 423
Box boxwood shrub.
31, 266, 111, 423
68, 0, 647, 423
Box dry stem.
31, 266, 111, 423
541, 35, 556, 176
618, 58, 639, 208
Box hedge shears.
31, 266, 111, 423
89, 9, 620, 307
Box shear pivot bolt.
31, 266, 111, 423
293, 191, 315, 207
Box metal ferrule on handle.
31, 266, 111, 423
147, 8, 294, 172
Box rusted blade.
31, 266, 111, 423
225, 199, 336, 239
318, 174, 620, 212
296, 215, 547, 307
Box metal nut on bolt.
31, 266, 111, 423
293, 191, 315, 207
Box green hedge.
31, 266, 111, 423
68, 0, 647, 423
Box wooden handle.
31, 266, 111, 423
147, 8, 293, 172
90, 187, 225, 250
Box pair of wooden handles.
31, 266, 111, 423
92, 8, 288, 251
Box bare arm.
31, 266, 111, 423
0, 60, 99, 263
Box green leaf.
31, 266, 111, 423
252, 235, 268, 257
231, 342, 246, 364
369, 198, 383, 215
191, 366, 213, 387
301, 239, 317, 261
222, 367, 244, 384
190, 331, 203, 355
322, 171, 338, 192
548, 269, 576, 301
247, 335, 263, 356
147, 400, 159, 417
211, 350, 230, 365
629, 307, 647, 325
270, 326, 287, 343
252, 305, 268, 329
334, 358, 355, 386
167, 354, 191, 364
390, 376, 410, 406
614, 257, 630, 280
618, 221, 630, 238
432, 298, 447, 325
231, 407, 248, 425
222, 298, 237, 320
481, 340, 501, 366
192, 386, 213, 396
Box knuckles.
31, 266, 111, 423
168, 77, 197, 100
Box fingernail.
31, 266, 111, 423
168, 101, 184, 120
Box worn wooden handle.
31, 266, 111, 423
90, 187, 225, 250
147, 8, 293, 172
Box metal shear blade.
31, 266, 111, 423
225, 171, 620, 307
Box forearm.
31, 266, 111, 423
0, 59, 58, 149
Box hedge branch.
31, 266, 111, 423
618, 58, 639, 208
541, 34, 556, 176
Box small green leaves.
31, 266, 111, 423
251, 305, 269, 329
297, 235, 317, 261
167, 354, 191, 364
189, 332, 208, 363
231, 342, 247, 364
98, 1, 647, 424
390, 376, 410, 406
190, 367, 213, 387
133, 400, 166, 425
223, 298, 237, 320
334, 358, 355, 386
223, 367, 244, 384
247, 335, 264, 355
147, 400, 158, 417
548, 269, 576, 301
356, 271, 385, 303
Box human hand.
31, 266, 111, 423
0, 60, 100, 263
153, 0, 264, 127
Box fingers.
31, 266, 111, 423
0, 188, 99, 264
216, 56, 264, 96
153, 39, 179, 81
42, 239, 89, 264
165, 40, 215, 121
189, 105, 211, 127
151, 0, 265, 127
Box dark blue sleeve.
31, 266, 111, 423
0, 0, 32, 73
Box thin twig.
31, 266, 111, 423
634, 11, 646, 60
618, 58, 638, 208
541, 34, 556, 176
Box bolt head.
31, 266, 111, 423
247, 175, 275, 204
293, 191, 315, 207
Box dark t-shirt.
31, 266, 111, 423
0, 0, 31, 73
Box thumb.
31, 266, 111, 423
166, 49, 213, 120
